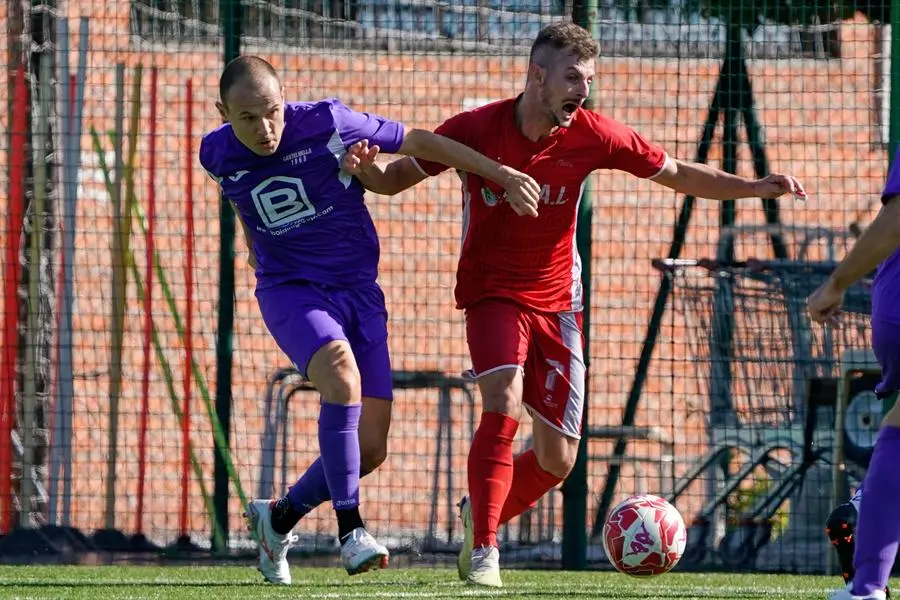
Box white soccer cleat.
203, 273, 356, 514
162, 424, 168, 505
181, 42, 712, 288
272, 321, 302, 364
828, 583, 888, 600
457, 496, 474, 581
243, 499, 297, 585
340, 527, 389, 575
467, 545, 503, 588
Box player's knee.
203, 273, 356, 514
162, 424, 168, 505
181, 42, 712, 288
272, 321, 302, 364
307, 341, 362, 404
477, 368, 523, 416
534, 436, 579, 479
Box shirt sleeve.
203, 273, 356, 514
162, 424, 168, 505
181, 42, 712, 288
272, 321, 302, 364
329, 98, 405, 154
592, 114, 668, 179
882, 152, 900, 203
198, 134, 225, 184
411, 111, 473, 177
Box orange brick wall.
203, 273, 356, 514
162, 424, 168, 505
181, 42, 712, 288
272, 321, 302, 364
0, 3, 888, 547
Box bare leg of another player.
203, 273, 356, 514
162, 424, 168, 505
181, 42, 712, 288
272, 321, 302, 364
244, 284, 391, 584
265, 329, 394, 536
462, 366, 522, 588
461, 307, 583, 588
267, 287, 395, 534
265, 285, 396, 552
829, 319, 900, 600
269, 396, 391, 529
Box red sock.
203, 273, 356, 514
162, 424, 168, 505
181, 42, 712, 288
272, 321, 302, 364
468, 411, 519, 548
498, 449, 563, 525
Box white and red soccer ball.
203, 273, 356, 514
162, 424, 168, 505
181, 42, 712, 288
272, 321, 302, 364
602, 494, 688, 577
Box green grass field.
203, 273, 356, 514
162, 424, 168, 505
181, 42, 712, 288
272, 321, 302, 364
0, 565, 847, 599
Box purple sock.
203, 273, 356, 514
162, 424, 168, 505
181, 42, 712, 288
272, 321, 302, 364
317, 402, 362, 510
853, 425, 900, 596
286, 458, 376, 517
287, 458, 331, 516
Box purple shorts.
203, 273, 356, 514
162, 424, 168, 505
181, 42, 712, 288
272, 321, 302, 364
872, 318, 900, 397
256, 281, 393, 400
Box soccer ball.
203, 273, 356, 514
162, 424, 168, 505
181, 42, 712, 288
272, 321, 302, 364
602, 494, 687, 577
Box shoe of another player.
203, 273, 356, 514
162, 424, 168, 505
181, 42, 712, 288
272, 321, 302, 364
457, 496, 474, 581
467, 545, 503, 588
825, 490, 891, 599
828, 583, 888, 600
243, 499, 298, 585
340, 527, 389, 575
826, 499, 860, 585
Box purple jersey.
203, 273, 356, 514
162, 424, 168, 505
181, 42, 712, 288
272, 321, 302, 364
874, 155, 900, 324
199, 98, 405, 289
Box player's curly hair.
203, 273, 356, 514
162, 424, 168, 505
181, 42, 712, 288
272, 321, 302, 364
529, 23, 599, 65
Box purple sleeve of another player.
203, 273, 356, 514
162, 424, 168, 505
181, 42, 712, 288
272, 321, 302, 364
882, 151, 900, 202
328, 98, 405, 153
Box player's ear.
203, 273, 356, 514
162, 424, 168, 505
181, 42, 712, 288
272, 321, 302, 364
215, 101, 228, 122
528, 62, 544, 85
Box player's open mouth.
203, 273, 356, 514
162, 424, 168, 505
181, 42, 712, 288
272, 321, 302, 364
561, 101, 579, 116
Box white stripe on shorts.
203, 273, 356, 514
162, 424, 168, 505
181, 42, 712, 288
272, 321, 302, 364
558, 311, 585, 439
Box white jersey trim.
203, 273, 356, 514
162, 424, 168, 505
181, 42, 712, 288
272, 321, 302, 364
647, 153, 672, 180
475, 364, 523, 378
570, 179, 587, 312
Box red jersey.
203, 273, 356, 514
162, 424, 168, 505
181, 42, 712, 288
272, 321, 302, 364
414, 96, 668, 313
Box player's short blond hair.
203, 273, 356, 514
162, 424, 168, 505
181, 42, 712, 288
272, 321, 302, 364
529, 23, 599, 66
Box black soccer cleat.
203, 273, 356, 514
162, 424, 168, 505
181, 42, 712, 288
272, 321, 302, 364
825, 500, 891, 598
826, 501, 859, 585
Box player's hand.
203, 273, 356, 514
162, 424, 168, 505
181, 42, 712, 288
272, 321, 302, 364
500, 166, 541, 218
807, 278, 844, 324
342, 139, 380, 176
752, 174, 807, 201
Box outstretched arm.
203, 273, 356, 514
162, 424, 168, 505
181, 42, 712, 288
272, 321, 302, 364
331, 99, 541, 216
651, 158, 807, 201
342, 141, 427, 196
394, 129, 530, 192
344, 134, 541, 217
808, 196, 900, 322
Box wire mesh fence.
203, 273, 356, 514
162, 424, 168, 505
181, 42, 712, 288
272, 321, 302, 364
0, 0, 892, 574
649, 244, 874, 572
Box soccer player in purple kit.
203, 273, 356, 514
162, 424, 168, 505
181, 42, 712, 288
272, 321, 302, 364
199, 56, 542, 584
808, 154, 900, 600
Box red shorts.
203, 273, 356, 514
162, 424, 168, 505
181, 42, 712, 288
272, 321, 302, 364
465, 298, 585, 439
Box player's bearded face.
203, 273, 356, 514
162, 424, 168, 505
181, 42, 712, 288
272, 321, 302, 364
541, 55, 595, 128
219, 78, 286, 156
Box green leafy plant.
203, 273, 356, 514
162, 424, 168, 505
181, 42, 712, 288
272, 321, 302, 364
727, 476, 790, 541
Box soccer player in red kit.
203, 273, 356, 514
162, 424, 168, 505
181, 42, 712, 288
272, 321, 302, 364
343, 22, 806, 588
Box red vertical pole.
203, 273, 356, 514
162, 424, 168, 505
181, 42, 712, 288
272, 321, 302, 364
179, 77, 195, 539
135, 67, 158, 535
1, 65, 29, 533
